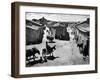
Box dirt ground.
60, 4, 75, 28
26, 39, 89, 67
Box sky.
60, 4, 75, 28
26, 12, 90, 22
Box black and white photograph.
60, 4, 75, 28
11, 2, 97, 77
26, 12, 90, 67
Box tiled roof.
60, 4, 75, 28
76, 20, 89, 32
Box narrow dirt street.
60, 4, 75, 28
26, 39, 89, 67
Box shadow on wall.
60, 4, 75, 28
54, 27, 70, 41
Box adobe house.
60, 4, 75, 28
48, 22, 70, 41
75, 18, 90, 46
26, 19, 44, 45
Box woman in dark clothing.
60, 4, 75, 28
83, 39, 89, 60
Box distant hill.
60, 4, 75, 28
27, 17, 79, 28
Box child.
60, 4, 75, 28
42, 48, 47, 62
